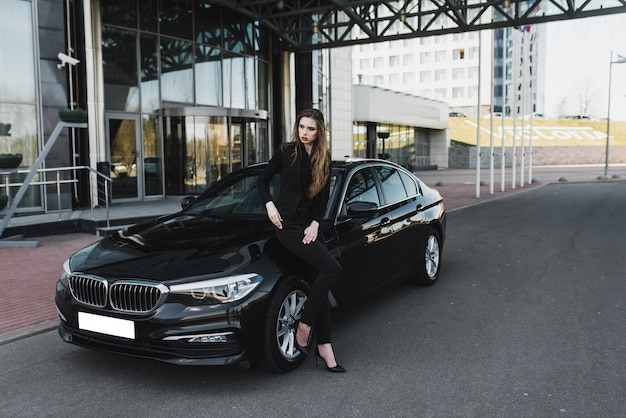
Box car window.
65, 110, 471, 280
374, 166, 409, 204
339, 168, 380, 217
398, 170, 419, 197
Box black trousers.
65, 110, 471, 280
276, 221, 343, 344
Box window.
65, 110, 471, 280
399, 171, 419, 197
452, 68, 464, 80
374, 166, 408, 205
389, 55, 400, 66
434, 69, 446, 82
102, 27, 140, 111
343, 169, 380, 210
160, 37, 193, 105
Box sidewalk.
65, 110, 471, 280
1, 165, 623, 344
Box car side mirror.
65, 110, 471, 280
180, 195, 196, 209
346, 201, 379, 217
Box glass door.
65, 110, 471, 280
161, 108, 270, 195
230, 122, 242, 172
106, 114, 142, 200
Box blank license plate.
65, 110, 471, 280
78, 312, 135, 339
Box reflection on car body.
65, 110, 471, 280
55, 158, 446, 372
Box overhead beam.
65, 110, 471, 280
212, 0, 626, 51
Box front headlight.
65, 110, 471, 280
56, 259, 72, 296
169, 273, 262, 305
61, 258, 71, 278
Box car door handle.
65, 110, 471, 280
416, 203, 423, 211
380, 217, 391, 227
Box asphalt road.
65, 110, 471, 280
1, 181, 625, 417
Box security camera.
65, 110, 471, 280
57, 52, 80, 69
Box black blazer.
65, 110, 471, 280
257, 143, 330, 224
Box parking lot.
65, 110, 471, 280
1, 173, 625, 417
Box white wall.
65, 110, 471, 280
352, 85, 448, 130
330, 47, 354, 159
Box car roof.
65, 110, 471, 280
247, 158, 400, 172
330, 157, 393, 170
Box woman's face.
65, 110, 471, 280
298, 116, 318, 147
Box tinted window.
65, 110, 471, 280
374, 166, 408, 204
399, 170, 419, 197
344, 169, 380, 207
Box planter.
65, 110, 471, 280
0, 153, 22, 169
58, 107, 88, 123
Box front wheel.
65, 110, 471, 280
414, 228, 442, 286
258, 277, 310, 372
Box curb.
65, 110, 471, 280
0, 321, 58, 346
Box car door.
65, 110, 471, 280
332, 166, 391, 303
372, 164, 428, 280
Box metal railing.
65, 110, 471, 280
0, 165, 112, 230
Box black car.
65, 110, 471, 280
55, 159, 446, 371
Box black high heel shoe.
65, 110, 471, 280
315, 347, 346, 373
294, 321, 312, 357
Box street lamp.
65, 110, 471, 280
605, 51, 626, 177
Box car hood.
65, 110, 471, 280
68, 213, 275, 282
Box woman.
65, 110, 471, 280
257, 108, 345, 373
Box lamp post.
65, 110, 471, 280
605, 51, 626, 177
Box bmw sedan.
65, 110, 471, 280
55, 159, 446, 372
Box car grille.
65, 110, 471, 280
110, 282, 165, 313
68, 275, 167, 313
68, 275, 108, 308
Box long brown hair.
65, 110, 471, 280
281, 108, 330, 199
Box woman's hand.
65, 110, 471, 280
303, 221, 319, 244
265, 201, 283, 229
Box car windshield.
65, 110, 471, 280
184, 170, 279, 218
184, 167, 342, 220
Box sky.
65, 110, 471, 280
544, 14, 626, 121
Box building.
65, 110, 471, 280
0, 0, 449, 219
353, 32, 493, 118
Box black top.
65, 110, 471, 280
257, 142, 330, 224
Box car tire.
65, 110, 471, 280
258, 276, 310, 372
415, 228, 442, 286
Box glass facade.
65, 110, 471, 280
100, 1, 271, 197
353, 123, 430, 171
163, 113, 268, 195
0, 0, 40, 209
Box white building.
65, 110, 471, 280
352, 26, 548, 120
353, 32, 493, 118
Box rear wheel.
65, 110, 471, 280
258, 277, 310, 372
415, 228, 442, 286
